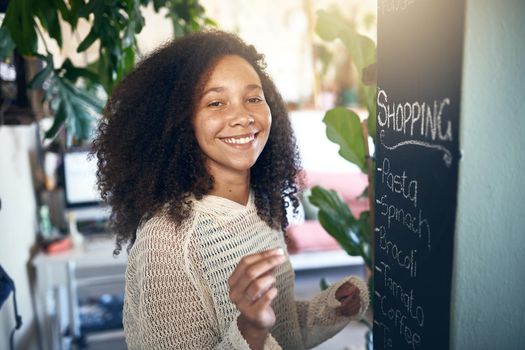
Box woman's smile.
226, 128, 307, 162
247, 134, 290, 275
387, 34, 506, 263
220, 132, 257, 145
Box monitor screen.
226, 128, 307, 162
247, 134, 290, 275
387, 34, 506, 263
63, 151, 101, 207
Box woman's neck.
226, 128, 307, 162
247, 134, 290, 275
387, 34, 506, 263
207, 168, 251, 206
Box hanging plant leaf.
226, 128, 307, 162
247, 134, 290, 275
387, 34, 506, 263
33, 1, 63, 47
43, 74, 103, 143
44, 99, 67, 139
3, 0, 214, 144
0, 25, 16, 61
3, 0, 38, 55
323, 107, 367, 172
77, 0, 98, 19
52, 0, 72, 26
152, 0, 165, 12
60, 59, 100, 84
28, 55, 54, 89
77, 27, 99, 53
59, 78, 104, 112
122, 46, 135, 75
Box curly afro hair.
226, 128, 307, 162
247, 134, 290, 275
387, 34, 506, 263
93, 30, 303, 255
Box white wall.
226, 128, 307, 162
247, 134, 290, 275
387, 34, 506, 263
289, 109, 360, 173
0, 125, 39, 350
451, 1, 525, 349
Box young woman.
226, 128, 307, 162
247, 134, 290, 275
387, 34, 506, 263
93, 30, 369, 350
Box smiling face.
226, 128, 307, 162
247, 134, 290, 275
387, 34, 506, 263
193, 55, 272, 179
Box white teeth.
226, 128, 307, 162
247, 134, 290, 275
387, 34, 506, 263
223, 135, 255, 145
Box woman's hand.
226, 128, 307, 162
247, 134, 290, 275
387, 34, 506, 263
335, 281, 362, 317
228, 248, 286, 349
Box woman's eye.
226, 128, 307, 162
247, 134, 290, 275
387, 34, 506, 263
248, 97, 263, 103
207, 101, 223, 107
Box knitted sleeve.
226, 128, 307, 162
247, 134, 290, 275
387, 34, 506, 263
295, 275, 370, 349
124, 218, 254, 350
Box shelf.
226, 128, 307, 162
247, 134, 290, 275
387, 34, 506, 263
85, 329, 125, 341
289, 250, 363, 271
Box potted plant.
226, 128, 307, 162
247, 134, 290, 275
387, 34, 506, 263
308, 8, 377, 350
0, 0, 215, 146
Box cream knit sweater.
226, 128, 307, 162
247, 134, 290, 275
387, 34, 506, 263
123, 193, 369, 349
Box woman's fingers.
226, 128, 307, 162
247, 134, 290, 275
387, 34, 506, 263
243, 272, 277, 302
336, 298, 361, 316
235, 255, 284, 294
335, 286, 362, 317
229, 261, 283, 304
335, 281, 359, 302
334, 281, 362, 317
228, 249, 286, 332
239, 286, 279, 330
230, 272, 276, 305
228, 248, 284, 287
252, 286, 278, 311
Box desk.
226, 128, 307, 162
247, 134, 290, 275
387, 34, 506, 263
32, 238, 127, 350
32, 238, 362, 350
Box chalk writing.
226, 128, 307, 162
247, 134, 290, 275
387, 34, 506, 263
379, 0, 417, 14
376, 194, 431, 250
377, 157, 419, 207
377, 226, 417, 277
374, 260, 425, 350
374, 320, 393, 348
376, 291, 422, 350
377, 88, 453, 142
379, 261, 425, 327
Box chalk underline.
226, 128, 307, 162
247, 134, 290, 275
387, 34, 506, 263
379, 129, 453, 167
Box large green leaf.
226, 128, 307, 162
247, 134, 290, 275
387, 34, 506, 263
323, 107, 367, 172
308, 186, 372, 269
28, 55, 54, 89
316, 9, 376, 74
44, 75, 103, 142
52, 0, 71, 26
4, 0, 38, 55
44, 99, 67, 139
33, 1, 63, 47
338, 30, 376, 76
59, 78, 104, 112
0, 25, 16, 61
60, 59, 100, 84
77, 27, 99, 53
315, 9, 340, 42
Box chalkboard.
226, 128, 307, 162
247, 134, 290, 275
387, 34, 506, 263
373, 1, 465, 349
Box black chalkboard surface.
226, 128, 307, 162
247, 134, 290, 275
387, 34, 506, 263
374, 1, 465, 349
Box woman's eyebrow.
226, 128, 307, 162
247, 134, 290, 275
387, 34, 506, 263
246, 84, 263, 92
201, 86, 225, 97
201, 84, 263, 98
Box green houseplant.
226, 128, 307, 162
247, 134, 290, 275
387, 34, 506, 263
308, 8, 377, 347
0, 0, 215, 145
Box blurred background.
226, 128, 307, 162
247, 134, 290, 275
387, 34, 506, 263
2, 1, 525, 350
0, 1, 377, 349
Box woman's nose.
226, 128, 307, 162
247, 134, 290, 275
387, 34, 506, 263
229, 104, 255, 127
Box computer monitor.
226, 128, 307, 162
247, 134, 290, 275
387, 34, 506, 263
62, 150, 109, 229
